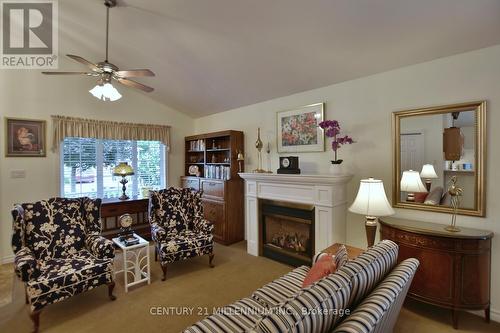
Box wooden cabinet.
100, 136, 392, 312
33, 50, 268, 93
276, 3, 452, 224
181, 176, 200, 191
379, 217, 493, 329
201, 179, 224, 199
202, 198, 225, 240
181, 130, 244, 245
100, 198, 150, 240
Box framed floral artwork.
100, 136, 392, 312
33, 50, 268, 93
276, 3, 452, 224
5, 117, 46, 157
276, 103, 324, 153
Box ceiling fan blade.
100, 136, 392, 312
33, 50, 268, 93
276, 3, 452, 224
42, 71, 96, 76
115, 69, 155, 78
116, 78, 154, 93
66, 54, 101, 72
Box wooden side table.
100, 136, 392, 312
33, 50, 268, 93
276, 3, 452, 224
379, 217, 493, 329
322, 243, 364, 260
112, 234, 151, 292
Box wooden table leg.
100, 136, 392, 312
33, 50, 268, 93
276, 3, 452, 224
451, 309, 458, 329
30, 310, 41, 333
485, 306, 490, 323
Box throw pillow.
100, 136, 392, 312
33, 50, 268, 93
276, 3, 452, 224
414, 192, 428, 203
302, 254, 337, 288
424, 186, 443, 205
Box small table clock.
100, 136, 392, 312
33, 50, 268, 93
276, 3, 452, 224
118, 214, 139, 245
277, 156, 300, 174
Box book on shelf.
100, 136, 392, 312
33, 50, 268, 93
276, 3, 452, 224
189, 139, 205, 151
204, 165, 231, 180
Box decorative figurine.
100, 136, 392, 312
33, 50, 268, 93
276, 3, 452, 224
252, 128, 266, 173
266, 142, 273, 173
445, 176, 463, 232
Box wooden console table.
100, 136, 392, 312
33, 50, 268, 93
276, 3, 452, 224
322, 243, 364, 260
101, 197, 150, 240
379, 217, 493, 329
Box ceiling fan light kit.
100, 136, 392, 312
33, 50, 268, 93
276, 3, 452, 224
42, 0, 155, 102
90, 82, 122, 102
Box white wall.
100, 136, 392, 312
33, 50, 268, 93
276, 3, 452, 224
0, 68, 194, 263
400, 114, 444, 192
193, 44, 500, 320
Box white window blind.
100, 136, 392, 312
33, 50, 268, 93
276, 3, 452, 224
61, 137, 166, 199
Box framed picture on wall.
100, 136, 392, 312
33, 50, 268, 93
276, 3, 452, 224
5, 117, 46, 157
276, 103, 324, 153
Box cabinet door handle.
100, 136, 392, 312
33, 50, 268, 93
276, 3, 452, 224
207, 183, 216, 187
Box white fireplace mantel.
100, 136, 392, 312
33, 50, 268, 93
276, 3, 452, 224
239, 173, 353, 257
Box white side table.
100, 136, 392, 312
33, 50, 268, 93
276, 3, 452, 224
112, 234, 151, 292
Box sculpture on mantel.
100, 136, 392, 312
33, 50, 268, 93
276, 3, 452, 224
445, 175, 463, 232
252, 128, 267, 173
266, 142, 272, 173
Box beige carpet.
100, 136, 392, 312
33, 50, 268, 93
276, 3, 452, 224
0, 242, 498, 333
0, 263, 13, 307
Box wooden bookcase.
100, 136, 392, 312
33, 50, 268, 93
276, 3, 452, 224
181, 130, 244, 245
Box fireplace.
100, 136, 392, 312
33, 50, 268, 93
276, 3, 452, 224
259, 199, 314, 267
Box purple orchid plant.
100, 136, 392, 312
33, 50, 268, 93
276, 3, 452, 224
319, 120, 355, 164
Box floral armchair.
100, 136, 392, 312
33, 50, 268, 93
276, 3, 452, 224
11, 197, 116, 333
149, 187, 215, 280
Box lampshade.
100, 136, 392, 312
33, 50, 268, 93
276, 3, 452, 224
401, 170, 427, 193
113, 162, 134, 176
89, 83, 122, 102
420, 164, 438, 179
349, 178, 395, 217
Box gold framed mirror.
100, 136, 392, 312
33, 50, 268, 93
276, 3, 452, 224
392, 101, 486, 217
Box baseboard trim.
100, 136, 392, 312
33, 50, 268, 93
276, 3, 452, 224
1, 255, 14, 264
489, 308, 500, 323
468, 307, 500, 323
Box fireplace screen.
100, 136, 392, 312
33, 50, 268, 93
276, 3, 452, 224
265, 216, 310, 254
260, 200, 314, 266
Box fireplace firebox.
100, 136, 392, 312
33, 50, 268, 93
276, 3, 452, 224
259, 199, 314, 266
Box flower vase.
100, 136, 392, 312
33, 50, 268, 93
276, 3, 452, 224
329, 160, 343, 175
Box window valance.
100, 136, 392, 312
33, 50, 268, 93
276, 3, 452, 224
51, 115, 171, 151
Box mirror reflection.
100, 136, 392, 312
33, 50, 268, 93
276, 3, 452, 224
393, 101, 485, 217
400, 110, 475, 209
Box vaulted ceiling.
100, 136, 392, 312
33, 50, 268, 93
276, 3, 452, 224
58, 0, 500, 117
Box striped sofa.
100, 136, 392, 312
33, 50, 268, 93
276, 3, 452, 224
184, 240, 419, 333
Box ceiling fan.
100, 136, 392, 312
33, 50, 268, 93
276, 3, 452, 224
42, 0, 155, 101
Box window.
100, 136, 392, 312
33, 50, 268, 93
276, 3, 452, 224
61, 137, 166, 199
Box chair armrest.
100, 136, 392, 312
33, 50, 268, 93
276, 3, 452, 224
194, 217, 214, 235
14, 247, 38, 282
86, 235, 115, 259
333, 258, 419, 333
151, 221, 168, 243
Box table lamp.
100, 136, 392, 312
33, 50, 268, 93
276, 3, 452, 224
113, 162, 135, 200
400, 170, 427, 202
237, 151, 245, 173
349, 178, 395, 247
420, 164, 438, 191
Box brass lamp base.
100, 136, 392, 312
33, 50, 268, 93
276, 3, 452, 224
444, 225, 461, 232
425, 179, 432, 191
119, 177, 129, 201
365, 216, 378, 248
406, 193, 415, 202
